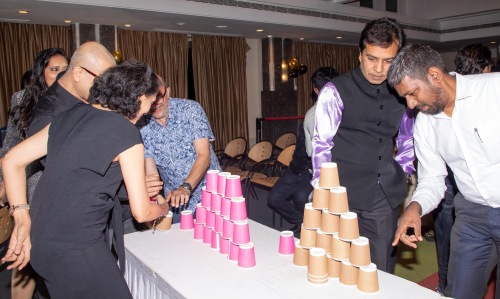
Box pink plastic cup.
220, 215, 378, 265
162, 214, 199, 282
228, 241, 240, 261
206, 170, 220, 193
201, 187, 211, 207
230, 197, 247, 221
206, 209, 215, 228
232, 219, 250, 245
279, 231, 295, 255
203, 225, 212, 244
225, 175, 243, 198
222, 216, 234, 239
221, 197, 231, 217
195, 203, 207, 224
217, 172, 231, 196
180, 210, 194, 230
220, 236, 230, 254
215, 212, 224, 233
211, 193, 222, 212
238, 242, 256, 268
211, 229, 220, 250
194, 221, 204, 240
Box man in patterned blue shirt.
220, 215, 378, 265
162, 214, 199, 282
141, 77, 222, 222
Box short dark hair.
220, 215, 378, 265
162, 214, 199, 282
387, 44, 447, 88
87, 60, 160, 120
359, 17, 406, 53
454, 44, 492, 75
311, 67, 339, 90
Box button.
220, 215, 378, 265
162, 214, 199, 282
380, 105, 384, 109
379, 138, 382, 142
378, 173, 380, 177
379, 156, 381, 160
377, 122, 382, 126
377, 89, 380, 94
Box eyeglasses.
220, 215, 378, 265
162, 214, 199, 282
80, 66, 98, 78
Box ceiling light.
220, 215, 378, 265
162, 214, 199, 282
256, 29, 263, 32
268, 35, 272, 37
65, 20, 71, 23
216, 25, 227, 28
176, 22, 185, 26
18, 10, 29, 14
336, 36, 342, 39
492, 41, 497, 44
125, 24, 131, 27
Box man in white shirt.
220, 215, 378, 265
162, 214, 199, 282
388, 44, 500, 299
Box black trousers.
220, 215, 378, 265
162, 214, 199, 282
267, 169, 314, 225
350, 184, 399, 274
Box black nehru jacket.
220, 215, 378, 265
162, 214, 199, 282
330, 66, 407, 211
288, 124, 311, 174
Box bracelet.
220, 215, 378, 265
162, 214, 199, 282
152, 203, 166, 234
9, 204, 30, 216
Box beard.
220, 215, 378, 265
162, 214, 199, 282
416, 84, 446, 115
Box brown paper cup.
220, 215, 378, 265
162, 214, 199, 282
307, 277, 329, 285
312, 185, 330, 210
331, 233, 351, 260
327, 253, 342, 278
339, 260, 359, 286
357, 263, 379, 293
308, 248, 328, 277
293, 241, 309, 267
321, 210, 340, 234
303, 203, 322, 229
349, 237, 371, 267
319, 162, 340, 189
155, 211, 173, 231
300, 224, 317, 248
338, 212, 360, 241
328, 187, 349, 214
315, 229, 333, 254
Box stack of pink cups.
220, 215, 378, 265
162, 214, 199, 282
192, 171, 255, 268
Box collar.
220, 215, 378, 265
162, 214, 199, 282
451, 72, 472, 102
353, 65, 387, 91
53, 80, 82, 108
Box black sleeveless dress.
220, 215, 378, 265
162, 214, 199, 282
29, 104, 142, 299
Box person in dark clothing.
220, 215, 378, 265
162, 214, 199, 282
1, 61, 169, 299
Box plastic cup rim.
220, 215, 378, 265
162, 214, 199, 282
227, 175, 240, 180
231, 197, 245, 203
304, 203, 314, 210
239, 242, 253, 249
321, 162, 337, 168
314, 183, 331, 190
342, 260, 353, 266
341, 212, 357, 219
330, 187, 347, 193
301, 223, 318, 231
223, 216, 230, 220
281, 231, 294, 237
360, 263, 377, 272
218, 172, 231, 176
181, 210, 192, 215
207, 170, 220, 174
316, 229, 327, 235
234, 219, 248, 225
310, 247, 326, 256
353, 237, 369, 246
166, 211, 173, 217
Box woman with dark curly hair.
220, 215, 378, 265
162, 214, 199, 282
0, 47, 68, 299
1, 60, 169, 299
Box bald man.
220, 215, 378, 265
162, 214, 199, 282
28, 41, 116, 137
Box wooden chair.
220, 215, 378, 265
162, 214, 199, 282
271, 132, 296, 161
215, 137, 247, 173
247, 145, 296, 227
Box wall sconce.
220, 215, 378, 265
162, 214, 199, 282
282, 62, 288, 82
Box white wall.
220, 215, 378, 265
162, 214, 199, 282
440, 48, 498, 72
245, 38, 262, 148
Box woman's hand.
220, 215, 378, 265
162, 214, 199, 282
2, 210, 32, 270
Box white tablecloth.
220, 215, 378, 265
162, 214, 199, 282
124, 220, 439, 299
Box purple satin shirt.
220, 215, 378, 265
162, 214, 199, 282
311, 82, 416, 186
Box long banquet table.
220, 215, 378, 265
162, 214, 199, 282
124, 220, 439, 299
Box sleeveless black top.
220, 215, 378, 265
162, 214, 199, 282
30, 104, 142, 273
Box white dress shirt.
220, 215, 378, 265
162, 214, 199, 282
411, 72, 500, 215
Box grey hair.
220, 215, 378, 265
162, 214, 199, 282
387, 44, 447, 88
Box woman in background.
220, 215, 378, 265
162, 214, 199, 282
0, 47, 68, 299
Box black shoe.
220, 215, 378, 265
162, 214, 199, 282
287, 224, 301, 233
424, 232, 435, 242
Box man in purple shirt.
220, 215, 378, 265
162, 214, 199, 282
311, 18, 415, 273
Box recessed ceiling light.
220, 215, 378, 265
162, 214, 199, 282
268, 35, 272, 37
427, 45, 431, 47
492, 41, 497, 44
125, 24, 131, 27
216, 25, 227, 28
256, 29, 263, 32
18, 10, 29, 14
300, 38, 304, 40
176, 22, 185, 26
65, 20, 71, 23
336, 36, 342, 39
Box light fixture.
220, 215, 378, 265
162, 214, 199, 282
336, 36, 342, 39
300, 38, 304, 40
492, 41, 497, 44
268, 35, 272, 37
216, 25, 227, 28
281, 39, 288, 82
18, 10, 29, 14
65, 20, 71, 23
125, 24, 131, 27
176, 22, 185, 26
257, 29, 263, 32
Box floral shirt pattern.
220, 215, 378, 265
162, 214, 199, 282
140, 98, 221, 212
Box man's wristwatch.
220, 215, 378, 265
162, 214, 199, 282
180, 182, 193, 194
406, 172, 412, 184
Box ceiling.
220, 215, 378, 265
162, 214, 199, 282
1, 0, 499, 53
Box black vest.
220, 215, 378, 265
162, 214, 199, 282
330, 66, 407, 211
